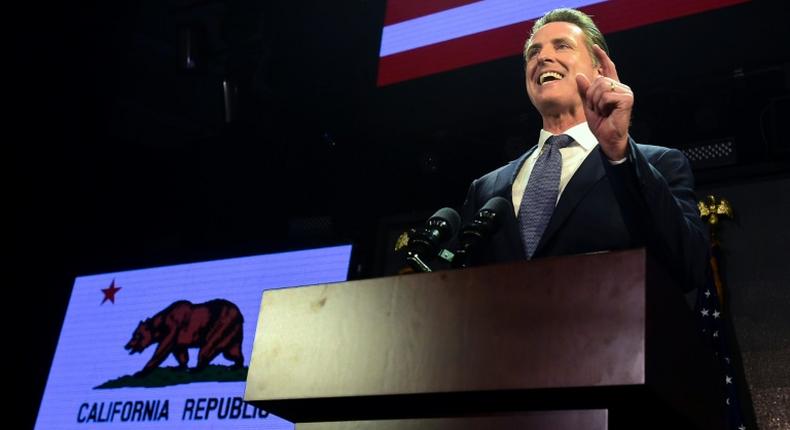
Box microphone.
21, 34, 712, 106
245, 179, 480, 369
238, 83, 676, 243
452, 197, 511, 268
403, 207, 461, 273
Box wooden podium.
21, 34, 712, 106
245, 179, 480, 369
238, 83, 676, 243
245, 249, 724, 429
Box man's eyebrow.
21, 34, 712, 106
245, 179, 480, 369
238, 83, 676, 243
551, 37, 577, 46
526, 37, 577, 56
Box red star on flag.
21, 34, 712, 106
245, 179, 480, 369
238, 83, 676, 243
101, 280, 122, 304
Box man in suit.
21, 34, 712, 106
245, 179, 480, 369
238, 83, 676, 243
461, 8, 708, 291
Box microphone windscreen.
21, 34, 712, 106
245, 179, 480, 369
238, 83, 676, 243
429, 207, 462, 238
479, 196, 511, 218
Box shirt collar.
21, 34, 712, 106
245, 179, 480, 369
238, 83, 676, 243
537, 122, 598, 151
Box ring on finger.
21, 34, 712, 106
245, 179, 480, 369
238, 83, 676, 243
609, 80, 616, 92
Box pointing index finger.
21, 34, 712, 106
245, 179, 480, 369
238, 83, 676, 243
593, 44, 619, 82
575, 72, 591, 104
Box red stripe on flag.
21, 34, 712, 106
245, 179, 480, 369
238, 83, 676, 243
582, 0, 750, 35
378, 0, 750, 86
383, 0, 481, 26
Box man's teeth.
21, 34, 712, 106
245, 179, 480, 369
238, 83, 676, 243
539, 71, 564, 85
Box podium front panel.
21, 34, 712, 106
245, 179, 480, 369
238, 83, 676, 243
246, 250, 646, 400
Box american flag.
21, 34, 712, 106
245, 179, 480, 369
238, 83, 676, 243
695, 243, 749, 430
377, 0, 750, 86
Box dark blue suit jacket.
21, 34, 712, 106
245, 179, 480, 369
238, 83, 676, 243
461, 138, 709, 291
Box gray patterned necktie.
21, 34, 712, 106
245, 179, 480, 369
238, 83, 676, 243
518, 134, 573, 259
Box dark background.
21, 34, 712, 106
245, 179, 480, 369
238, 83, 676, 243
14, 0, 789, 428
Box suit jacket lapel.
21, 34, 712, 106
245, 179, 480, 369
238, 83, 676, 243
492, 147, 537, 261
535, 147, 607, 254
490, 146, 537, 200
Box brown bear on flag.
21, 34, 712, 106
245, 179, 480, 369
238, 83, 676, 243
125, 299, 244, 375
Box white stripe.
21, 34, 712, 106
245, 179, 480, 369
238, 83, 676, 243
380, 0, 607, 57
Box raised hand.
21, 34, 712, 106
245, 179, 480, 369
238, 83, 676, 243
575, 44, 634, 161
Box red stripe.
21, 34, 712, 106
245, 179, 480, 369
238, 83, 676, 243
581, 0, 749, 35
383, 0, 481, 26
378, 0, 750, 86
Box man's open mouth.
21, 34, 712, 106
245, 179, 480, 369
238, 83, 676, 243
538, 71, 564, 85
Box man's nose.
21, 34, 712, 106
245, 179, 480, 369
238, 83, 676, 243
536, 50, 555, 63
